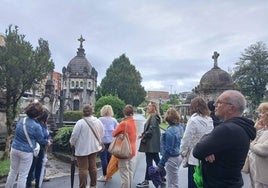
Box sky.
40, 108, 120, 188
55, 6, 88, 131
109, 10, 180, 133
1, 0, 268, 94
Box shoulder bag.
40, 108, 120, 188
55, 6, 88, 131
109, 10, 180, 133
84, 118, 105, 152
108, 121, 132, 159
23, 117, 40, 157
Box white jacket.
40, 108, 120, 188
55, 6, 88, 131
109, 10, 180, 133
180, 113, 213, 166
70, 116, 104, 156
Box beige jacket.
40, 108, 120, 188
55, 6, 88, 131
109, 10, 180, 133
250, 129, 268, 185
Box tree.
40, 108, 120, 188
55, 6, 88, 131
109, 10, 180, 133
232, 41, 268, 111
99, 54, 146, 106
0, 25, 54, 159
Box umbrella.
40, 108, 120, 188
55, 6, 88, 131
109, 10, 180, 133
71, 147, 76, 188
105, 155, 119, 181
193, 162, 203, 188
148, 166, 163, 188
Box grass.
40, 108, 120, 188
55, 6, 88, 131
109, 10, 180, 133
0, 153, 10, 177
160, 122, 168, 130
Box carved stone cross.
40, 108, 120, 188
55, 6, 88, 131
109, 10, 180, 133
78, 35, 85, 48
212, 51, 219, 68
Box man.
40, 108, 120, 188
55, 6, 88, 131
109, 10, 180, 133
193, 90, 256, 188
70, 104, 104, 188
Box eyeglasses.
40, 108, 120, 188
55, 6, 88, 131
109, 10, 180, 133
214, 100, 233, 105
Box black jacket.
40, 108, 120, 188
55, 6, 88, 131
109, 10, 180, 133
193, 117, 256, 188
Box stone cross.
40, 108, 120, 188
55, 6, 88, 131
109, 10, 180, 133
78, 35, 85, 48
212, 51, 219, 68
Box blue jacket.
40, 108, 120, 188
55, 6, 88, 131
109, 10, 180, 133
12, 117, 48, 153
158, 124, 184, 169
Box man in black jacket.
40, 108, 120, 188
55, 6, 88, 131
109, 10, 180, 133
193, 90, 256, 188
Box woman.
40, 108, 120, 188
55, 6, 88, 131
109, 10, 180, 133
5, 102, 50, 188
157, 108, 185, 188
180, 97, 213, 188
137, 101, 163, 187
97, 105, 118, 181
26, 108, 51, 188
112, 104, 137, 188
248, 102, 268, 188
69, 104, 104, 188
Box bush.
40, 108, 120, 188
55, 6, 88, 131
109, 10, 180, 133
95, 95, 126, 119
53, 126, 73, 154
63, 111, 82, 121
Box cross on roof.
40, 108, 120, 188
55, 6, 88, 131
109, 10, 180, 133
78, 35, 85, 48
212, 51, 219, 68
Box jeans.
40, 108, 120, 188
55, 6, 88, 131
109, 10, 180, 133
76, 152, 98, 188
99, 143, 111, 176
5, 148, 33, 188
118, 158, 133, 188
166, 155, 182, 188
145, 152, 161, 180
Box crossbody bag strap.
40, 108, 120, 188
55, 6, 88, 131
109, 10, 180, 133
83, 118, 102, 144
23, 117, 33, 148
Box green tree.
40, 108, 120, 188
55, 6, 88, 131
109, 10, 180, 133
232, 41, 268, 110
95, 95, 126, 119
99, 54, 146, 106
0, 25, 54, 159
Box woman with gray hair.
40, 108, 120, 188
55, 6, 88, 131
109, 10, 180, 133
97, 105, 118, 182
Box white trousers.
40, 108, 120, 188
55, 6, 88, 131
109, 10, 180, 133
118, 158, 133, 188
166, 155, 182, 188
5, 148, 33, 188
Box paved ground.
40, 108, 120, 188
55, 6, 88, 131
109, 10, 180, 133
0, 114, 251, 188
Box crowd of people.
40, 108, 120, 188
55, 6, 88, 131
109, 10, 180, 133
5, 89, 268, 188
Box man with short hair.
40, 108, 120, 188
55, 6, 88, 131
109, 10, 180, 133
193, 90, 256, 188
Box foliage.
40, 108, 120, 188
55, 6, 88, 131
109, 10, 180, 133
53, 126, 73, 153
95, 95, 125, 119
0, 153, 10, 176
0, 25, 54, 132
232, 42, 268, 110
63, 111, 82, 121
0, 25, 54, 159
99, 54, 146, 106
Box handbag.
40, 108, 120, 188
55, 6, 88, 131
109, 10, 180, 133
84, 118, 105, 152
108, 121, 132, 159
23, 117, 40, 157
193, 160, 203, 188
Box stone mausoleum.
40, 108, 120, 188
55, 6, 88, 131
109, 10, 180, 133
195, 51, 237, 101
61, 36, 98, 111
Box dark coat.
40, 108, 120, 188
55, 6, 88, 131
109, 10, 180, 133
193, 117, 256, 188
138, 114, 161, 153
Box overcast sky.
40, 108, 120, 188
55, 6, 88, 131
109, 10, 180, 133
1, 0, 268, 93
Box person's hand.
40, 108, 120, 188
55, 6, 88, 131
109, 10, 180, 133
205, 154, 215, 163
138, 135, 142, 139
156, 166, 161, 172
47, 140, 52, 147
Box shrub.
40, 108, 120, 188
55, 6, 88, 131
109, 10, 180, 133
63, 111, 82, 121
95, 95, 126, 119
53, 126, 73, 154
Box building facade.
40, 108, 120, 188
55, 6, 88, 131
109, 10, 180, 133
61, 36, 97, 111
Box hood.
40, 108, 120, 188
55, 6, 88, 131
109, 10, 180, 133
226, 117, 256, 140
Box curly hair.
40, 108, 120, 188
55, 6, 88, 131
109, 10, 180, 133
24, 102, 44, 119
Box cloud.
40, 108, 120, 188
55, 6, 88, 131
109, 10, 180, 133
1, 0, 268, 93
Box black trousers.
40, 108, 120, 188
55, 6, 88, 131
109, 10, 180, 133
26, 147, 45, 188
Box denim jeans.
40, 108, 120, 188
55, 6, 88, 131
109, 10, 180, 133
99, 143, 111, 176
145, 152, 161, 180
5, 148, 33, 188
76, 152, 98, 188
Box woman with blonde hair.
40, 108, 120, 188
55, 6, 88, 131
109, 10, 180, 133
248, 102, 268, 188
180, 97, 213, 188
97, 105, 118, 181
137, 101, 164, 187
